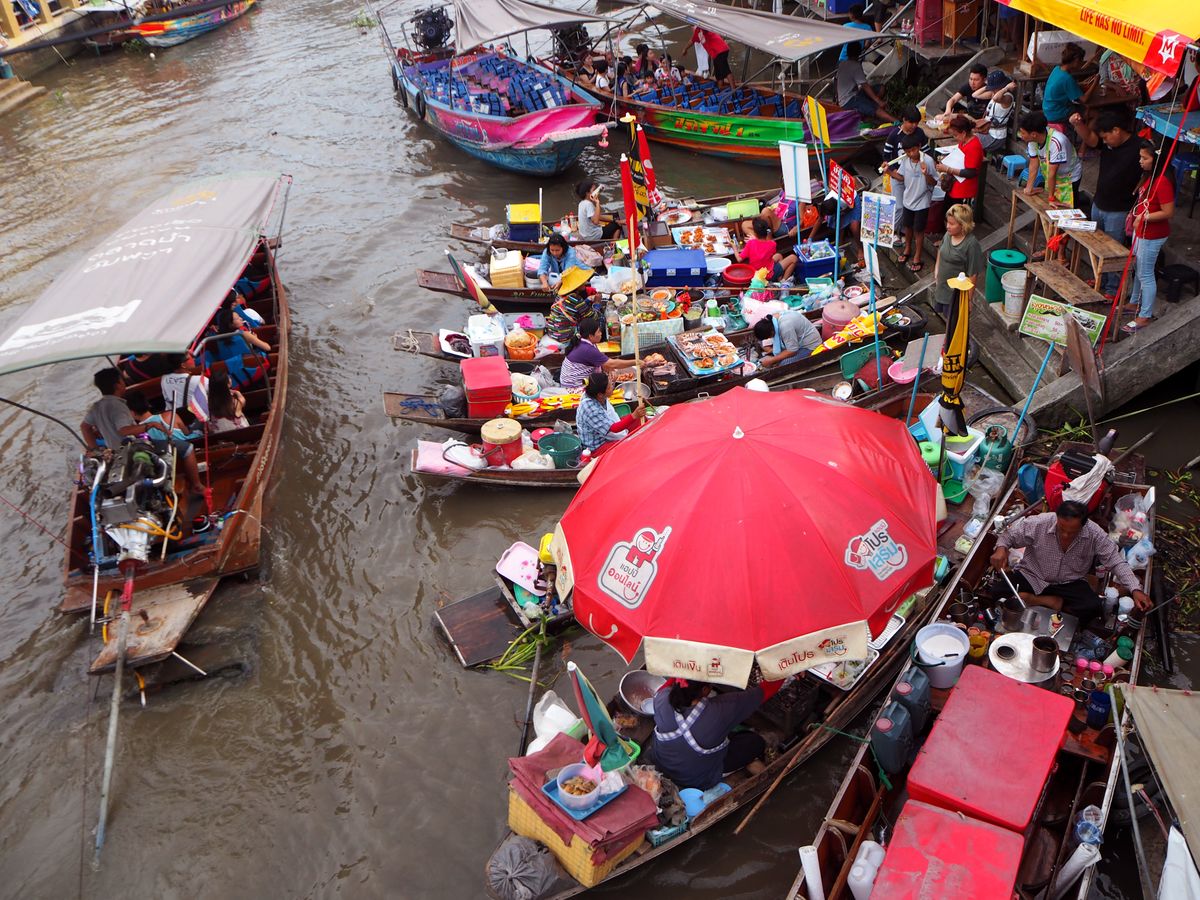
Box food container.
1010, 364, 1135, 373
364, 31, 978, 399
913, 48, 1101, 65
797, 240, 836, 279
555, 763, 600, 811
618, 670, 667, 715
480, 418, 524, 467
722, 264, 755, 288
644, 248, 705, 287
461, 355, 511, 418
466, 313, 506, 358
706, 257, 733, 275
820, 299, 858, 340
490, 248, 526, 289
506, 203, 541, 243
913, 623, 970, 689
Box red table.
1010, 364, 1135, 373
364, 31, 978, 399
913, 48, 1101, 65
907, 665, 1074, 832
873, 800, 1024, 899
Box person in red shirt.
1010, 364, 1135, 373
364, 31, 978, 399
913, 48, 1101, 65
739, 217, 796, 281
689, 27, 733, 88
934, 116, 984, 232
1126, 140, 1175, 332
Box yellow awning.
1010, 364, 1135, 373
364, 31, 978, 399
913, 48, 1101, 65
998, 0, 1198, 75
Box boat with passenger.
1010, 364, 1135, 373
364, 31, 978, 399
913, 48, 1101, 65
127, 0, 259, 48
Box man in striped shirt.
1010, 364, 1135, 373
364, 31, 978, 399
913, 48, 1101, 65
990, 501, 1151, 627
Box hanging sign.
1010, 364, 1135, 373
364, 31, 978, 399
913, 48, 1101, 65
827, 158, 857, 208
1018, 295, 1108, 347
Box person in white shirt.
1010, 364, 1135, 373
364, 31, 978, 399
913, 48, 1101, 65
1019, 111, 1082, 206
888, 133, 937, 271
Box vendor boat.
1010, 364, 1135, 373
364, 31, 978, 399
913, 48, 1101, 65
480, 425, 1018, 897
788, 446, 1154, 900
128, 0, 259, 48
450, 187, 780, 254
368, 0, 613, 177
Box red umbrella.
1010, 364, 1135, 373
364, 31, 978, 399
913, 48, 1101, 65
552, 387, 938, 688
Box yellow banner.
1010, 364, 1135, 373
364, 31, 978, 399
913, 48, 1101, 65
999, 0, 1197, 76
803, 96, 831, 147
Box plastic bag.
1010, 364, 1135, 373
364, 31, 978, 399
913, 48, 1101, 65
529, 365, 557, 389
438, 385, 465, 418
1126, 538, 1156, 570
535, 336, 563, 359
442, 439, 486, 471
512, 450, 555, 470
485, 835, 575, 900
531, 690, 579, 741
626, 765, 664, 804
511, 373, 540, 400
575, 243, 603, 269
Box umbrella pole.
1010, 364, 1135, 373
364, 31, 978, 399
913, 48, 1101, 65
869, 195, 883, 390
516, 641, 543, 757
1012, 343, 1055, 445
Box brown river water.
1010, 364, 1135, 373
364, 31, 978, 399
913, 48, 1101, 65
0, 2, 1198, 897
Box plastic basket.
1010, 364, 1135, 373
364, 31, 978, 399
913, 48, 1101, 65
620, 316, 684, 354
538, 433, 582, 468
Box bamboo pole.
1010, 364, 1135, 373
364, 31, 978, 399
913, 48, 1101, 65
94, 567, 135, 862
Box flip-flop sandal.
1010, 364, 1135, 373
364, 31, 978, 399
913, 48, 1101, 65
1121, 321, 1147, 334
896, 253, 909, 264
908, 261, 924, 272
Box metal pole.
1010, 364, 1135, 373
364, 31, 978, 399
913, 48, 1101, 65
1012, 343, 1054, 443
869, 195, 883, 389
94, 568, 135, 862
1109, 684, 1156, 898
904, 334, 930, 428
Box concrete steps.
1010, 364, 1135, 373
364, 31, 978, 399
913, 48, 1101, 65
0, 77, 47, 117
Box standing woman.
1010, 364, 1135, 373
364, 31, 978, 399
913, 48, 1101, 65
933, 203, 985, 318
575, 179, 623, 242
935, 116, 984, 224
559, 316, 640, 390
1125, 141, 1175, 333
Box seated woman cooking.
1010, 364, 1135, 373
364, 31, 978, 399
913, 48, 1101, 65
651, 678, 771, 791
559, 316, 640, 391
536, 233, 582, 290
576, 371, 646, 457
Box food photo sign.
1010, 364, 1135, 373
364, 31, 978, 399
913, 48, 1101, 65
1018, 295, 1107, 347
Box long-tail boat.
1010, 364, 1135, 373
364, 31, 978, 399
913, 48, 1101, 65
788, 446, 1153, 900
367, 0, 613, 177
128, 0, 259, 48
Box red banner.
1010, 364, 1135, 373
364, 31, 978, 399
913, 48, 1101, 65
620, 154, 641, 254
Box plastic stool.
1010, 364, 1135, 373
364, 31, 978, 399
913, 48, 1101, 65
1170, 155, 1200, 196
1162, 263, 1200, 303
1018, 168, 1044, 188
1002, 154, 1028, 179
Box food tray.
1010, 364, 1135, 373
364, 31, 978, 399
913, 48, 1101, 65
808, 648, 880, 691
541, 779, 627, 821
671, 226, 735, 257
496, 542, 544, 596
868, 614, 906, 651
669, 330, 745, 378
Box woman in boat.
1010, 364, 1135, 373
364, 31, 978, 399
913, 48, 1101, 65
559, 316, 640, 390
575, 179, 623, 242
615, 58, 636, 98
207, 371, 250, 432
202, 302, 271, 389
576, 370, 646, 456
933, 203, 984, 318
651, 678, 768, 791
688, 27, 732, 89
536, 233, 582, 290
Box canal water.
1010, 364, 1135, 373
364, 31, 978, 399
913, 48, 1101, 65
0, 2, 1197, 897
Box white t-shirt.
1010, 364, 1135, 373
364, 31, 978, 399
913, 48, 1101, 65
577, 198, 602, 241
594, 74, 610, 91
835, 60, 866, 107
896, 152, 935, 211
985, 95, 1013, 140
1028, 129, 1082, 184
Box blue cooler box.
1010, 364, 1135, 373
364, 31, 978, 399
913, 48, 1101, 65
643, 248, 705, 287
798, 241, 837, 279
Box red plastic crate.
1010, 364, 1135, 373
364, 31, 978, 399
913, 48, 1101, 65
461, 356, 511, 401
906, 666, 1074, 833
468, 399, 510, 419
873, 800, 1024, 899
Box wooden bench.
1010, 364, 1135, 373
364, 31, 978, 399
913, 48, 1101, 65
1025, 261, 1109, 308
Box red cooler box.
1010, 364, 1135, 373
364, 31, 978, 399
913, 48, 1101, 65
461, 356, 511, 419
873, 800, 1024, 899
907, 665, 1074, 833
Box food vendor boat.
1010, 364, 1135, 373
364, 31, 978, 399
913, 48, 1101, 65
480, 387, 1023, 898
788, 445, 1154, 900
368, 0, 610, 177
128, 0, 259, 48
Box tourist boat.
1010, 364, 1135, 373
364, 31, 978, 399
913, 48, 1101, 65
80, 1, 138, 52
369, 0, 611, 177
787, 447, 1154, 900
0, 174, 291, 675
383, 305, 920, 436
449, 187, 781, 253
128, 0, 258, 48
479, 429, 1018, 897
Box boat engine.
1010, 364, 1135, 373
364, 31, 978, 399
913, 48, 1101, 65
551, 25, 590, 64
410, 7, 452, 52
93, 441, 173, 565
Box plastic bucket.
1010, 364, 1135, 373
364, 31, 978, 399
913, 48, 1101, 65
942, 478, 969, 504
986, 249, 1027, 303
537, 433, 582, 469
722, 264, 755, 288
913, 623, 970, 689
1001, 269, 1029, 320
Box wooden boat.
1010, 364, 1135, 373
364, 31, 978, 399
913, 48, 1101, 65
408, 446, 583, 489
449, 187, 779, 253
129, 0, 258, 48
81, 1, 137, 51
383, 311, 918, 435
788, 449, 1154, 900
544, 62, 890, 167
436, 574, 575, 669
0, 176, 290, 678
481, 440, 1013, 897
369, 1, 611, 177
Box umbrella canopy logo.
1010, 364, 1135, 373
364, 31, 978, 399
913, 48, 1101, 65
844, 519, 908, 582
598, 526, 672, 609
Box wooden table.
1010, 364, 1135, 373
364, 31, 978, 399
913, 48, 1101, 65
1007, 189, 1061, 259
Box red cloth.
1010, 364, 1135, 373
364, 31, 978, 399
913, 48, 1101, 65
740, 238, 778, 272
691, 27, 729, 56
1136, 175, 1174, 240
508, 733, 659, 861
949, 136, 984, 199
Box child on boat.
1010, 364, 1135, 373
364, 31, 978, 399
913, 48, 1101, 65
888, 132, 936, 272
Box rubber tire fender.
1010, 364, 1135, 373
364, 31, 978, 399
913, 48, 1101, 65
415, 93, 427, 121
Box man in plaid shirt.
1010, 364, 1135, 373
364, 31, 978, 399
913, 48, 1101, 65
990, 500, 1151, 627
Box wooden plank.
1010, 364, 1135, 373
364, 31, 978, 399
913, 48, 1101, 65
89, 578, 218, 673
417, 269, 463, 293
967, 295, 1040, 399
433, 585, 524, 668
1026, 261, 1110, 308
392, 329, 441, 354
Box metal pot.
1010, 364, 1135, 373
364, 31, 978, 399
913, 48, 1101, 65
618, 670, 667, 716
1001, 598, 1024, 631
1031, 636, 1058, 674
947, 602, 975, 625
621, 381, 651, 403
